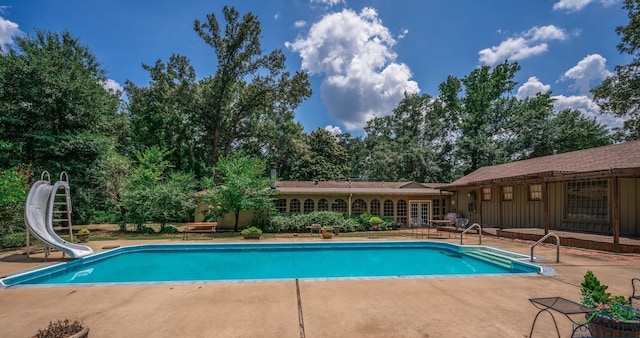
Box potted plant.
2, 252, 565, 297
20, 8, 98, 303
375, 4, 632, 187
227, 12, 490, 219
75, 228, 90, 243
581, 270, 640, 337
33, 319, 89, 338
369, 216, 383, 230
241, 226, 262, 239
321, 226, 333, 239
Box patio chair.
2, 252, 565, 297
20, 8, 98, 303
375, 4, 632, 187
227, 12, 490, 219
454, 218, 469, 230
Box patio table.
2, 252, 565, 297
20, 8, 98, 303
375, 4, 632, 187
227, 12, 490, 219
528, 297, 595, 338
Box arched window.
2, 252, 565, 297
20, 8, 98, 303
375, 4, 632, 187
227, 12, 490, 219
331, 199, 347, 214
370, 199, 380, 216
274, 199, 286, 215
383, 199, 394, 217
290, 199, 301, 214
397, 200, 407, 226
303, 199, 315, 213
351, 199, 367, 216
318, 199, 329, 211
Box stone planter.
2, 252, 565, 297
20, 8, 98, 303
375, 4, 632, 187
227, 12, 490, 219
242, 233, 261, 240
587, 316, 640, 337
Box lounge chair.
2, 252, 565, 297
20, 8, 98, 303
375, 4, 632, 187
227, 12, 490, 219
454, 218, 469, 230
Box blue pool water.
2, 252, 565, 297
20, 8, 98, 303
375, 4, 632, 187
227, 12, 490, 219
1, 241, 541, 287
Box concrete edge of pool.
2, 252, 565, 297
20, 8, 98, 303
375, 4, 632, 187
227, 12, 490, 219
0, 240, 548, 288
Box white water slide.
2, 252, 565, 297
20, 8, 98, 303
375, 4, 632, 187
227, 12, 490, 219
24, 179, 93, 258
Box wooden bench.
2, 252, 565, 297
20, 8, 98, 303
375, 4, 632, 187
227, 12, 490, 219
182, 222, 217, 240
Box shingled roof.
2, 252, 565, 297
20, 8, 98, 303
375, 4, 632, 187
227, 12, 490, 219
274, 180, 449, 195
445, 140, 640, 188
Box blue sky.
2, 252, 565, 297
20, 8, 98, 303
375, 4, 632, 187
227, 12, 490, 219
0, 0, 631, 136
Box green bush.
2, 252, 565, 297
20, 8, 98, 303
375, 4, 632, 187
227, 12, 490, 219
159, 225, 178, 234
241, 226, 263, 235
268, 211, 358, 233
136, 225, 155, 234
1, 231, 26, 249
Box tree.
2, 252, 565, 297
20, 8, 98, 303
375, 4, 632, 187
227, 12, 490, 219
192, 6, 311, 168
0, 30, 125, 224
592, 0, 640, 141
121, 147, 196, 231
290, 128, 350, 181
201, 155, 277, 232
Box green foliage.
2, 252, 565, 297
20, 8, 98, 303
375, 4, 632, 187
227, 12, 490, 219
321, 225, 333, 231
581, 270, 611, 307
159, 225, 178, 234
268, 211, 358, 233
78, 228, 90, 235
1, 231, 26, 249
201, 154, 277, 232
369, 216, 383, 224
241, 226, 263, 235
290, 128, 350, 181
581, 271, 640, 322
135, 225, 156, 234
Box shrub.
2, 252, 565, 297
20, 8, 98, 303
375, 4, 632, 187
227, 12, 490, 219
369, 216, 383, 224
136, 225, 155, 234
268, 211, 358, 233
159, 225, 178, 234
78, 228, 90, 235
33, 319, 85, 338
241, 226, 263, 235
1, 231, 26, 249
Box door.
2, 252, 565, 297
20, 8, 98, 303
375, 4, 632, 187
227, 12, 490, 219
409, 201, 430, 227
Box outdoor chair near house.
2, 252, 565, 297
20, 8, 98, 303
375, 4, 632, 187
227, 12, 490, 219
454, 217, 469, 230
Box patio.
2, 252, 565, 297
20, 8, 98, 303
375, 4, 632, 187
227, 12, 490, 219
0, 233, 638, 337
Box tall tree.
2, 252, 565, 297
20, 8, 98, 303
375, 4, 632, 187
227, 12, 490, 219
201, 155, 277, 232
592, 0, 640, 141
290, 128, 350, 181
0, 30, 125, 223
193, 6, 311, 168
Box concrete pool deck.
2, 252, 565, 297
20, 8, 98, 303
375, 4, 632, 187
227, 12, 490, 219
0, 233, 638, 337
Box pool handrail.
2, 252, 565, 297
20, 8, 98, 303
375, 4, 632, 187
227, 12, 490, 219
460, 223, 482, 245
530, 232, 559, 263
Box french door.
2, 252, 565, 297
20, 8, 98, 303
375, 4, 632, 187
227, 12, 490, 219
409, 201, 430, 227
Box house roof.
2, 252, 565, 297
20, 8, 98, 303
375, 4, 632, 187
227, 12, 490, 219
445, 140, 640, 188
274, 180, 450, 196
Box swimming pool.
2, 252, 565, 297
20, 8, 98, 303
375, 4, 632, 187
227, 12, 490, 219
0, 241, 542, 287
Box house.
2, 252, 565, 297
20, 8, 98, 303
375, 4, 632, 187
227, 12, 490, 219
194, 178, 453, 228
443, 140, 640, 243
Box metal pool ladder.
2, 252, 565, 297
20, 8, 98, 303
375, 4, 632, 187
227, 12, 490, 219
460, 223, 482, 245
530, 232, 560, 263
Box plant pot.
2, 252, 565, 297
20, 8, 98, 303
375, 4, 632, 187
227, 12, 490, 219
322, 230, 333, 239
68, 326, 90, 338
587, 315, 640, 337
242, 233, 261, 240
75, 234, 89, 243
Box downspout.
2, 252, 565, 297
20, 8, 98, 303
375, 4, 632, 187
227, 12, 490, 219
348, 193, 353, 216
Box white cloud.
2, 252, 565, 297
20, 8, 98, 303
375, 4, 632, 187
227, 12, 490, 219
101, 79, 124, 94
294, 20, 306, 28
479, 25, 567, 65
398, 28, 408, 39
516, 76, 551, 99
324, 125, 343, 135
0, 15, 22, 53
561, 54, 613, 95
274, 12, 281, 20
552, 0, 617, 12
286, 8, 419, 130
552, 94, 622, 128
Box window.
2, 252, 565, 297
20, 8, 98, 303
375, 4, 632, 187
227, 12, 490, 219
482, 187, 491, 201
274, 199, 286, 215
566, 180, 608, 221
331, 199, 347, 214
397, 200, 407, 226
383, 199, 394, 217
502, 186, 513, 201
290, 199, 300, 214
432, 199, 445, 218
351, 199, 367, 215
303, 199, 315, 213
529, 184, 542, 201
370, 199, 380, 216
318, 199, 329, 211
